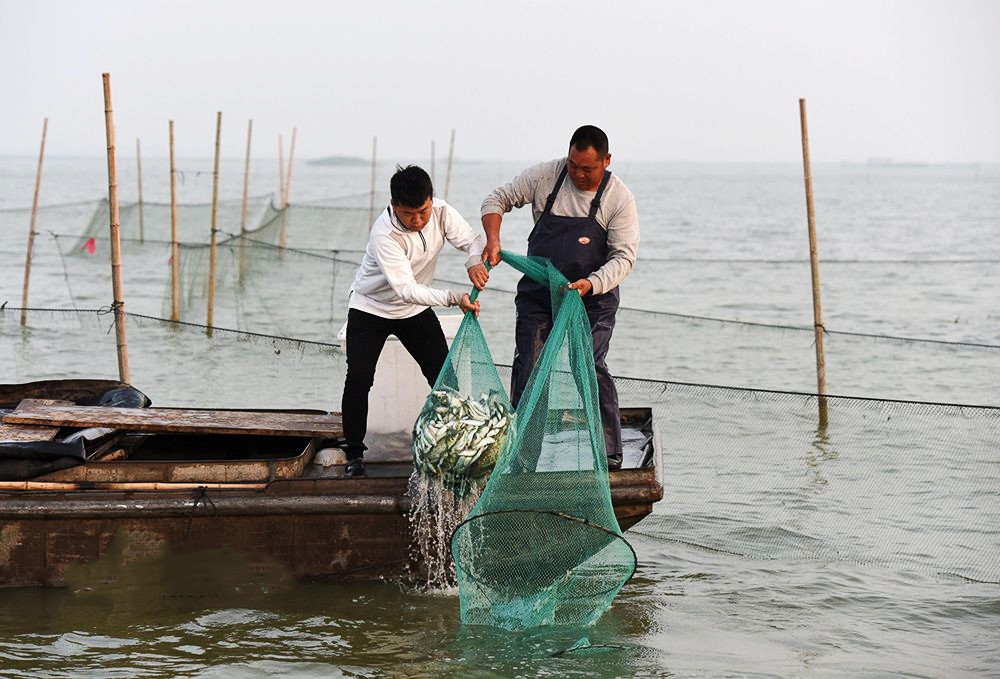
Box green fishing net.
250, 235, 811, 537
450, 250, 636, 629
409, 271, 514, 586
411, 276, 513, 496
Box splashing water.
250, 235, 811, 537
407, 472, 485, 590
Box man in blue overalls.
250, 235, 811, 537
481, 125, 640, 471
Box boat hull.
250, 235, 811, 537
0, 379, 663, 588
0, 472, 661, 587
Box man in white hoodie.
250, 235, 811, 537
341, 165, 488, 477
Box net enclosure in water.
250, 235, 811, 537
450, 250, 636, 630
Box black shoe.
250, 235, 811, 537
607, 453, 623, 472
345, 458, 367, 478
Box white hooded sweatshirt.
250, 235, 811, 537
348, 198, 485, 319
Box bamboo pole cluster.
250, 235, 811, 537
97, 79, 294, 351
143, 111, 298, 328
22, 83, 828, 428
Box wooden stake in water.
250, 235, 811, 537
368, 135, 377, 227
239, 119, 252, 282
169, 119, 180, 321
20, 117, 47, 326
102, 74, 130, 383
240, 119, 253, 235
799, 98, 828, 425
136, 138, 145, 243
279, 126, 296, 249
283, 126, 296, 208
444, 128, 455, 201
207, 111, 222, 335
278, 134, 285, 202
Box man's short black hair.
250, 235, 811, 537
569, 125, 609, 156
390, 165, 434, 208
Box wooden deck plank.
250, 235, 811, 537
2, 405, 343, 437
0, 399, 72, 442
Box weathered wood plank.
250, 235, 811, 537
3, 405, 343, 437
0, 399, 72, 442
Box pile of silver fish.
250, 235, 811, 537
412, 387, 512, 480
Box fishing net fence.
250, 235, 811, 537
0, 198, 994, 403
20, 242, 1000, 403
1, 306, 997, 585
57, 196, 379, 248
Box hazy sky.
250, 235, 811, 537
2, 0, 998, 163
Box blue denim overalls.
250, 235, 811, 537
511, 164, 622, 459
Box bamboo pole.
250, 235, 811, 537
102, 74, 130, 384
368, 135, 377, 227
240, 119, 252, 234
207, 111, 221, 335
169, 120, 180, 321
20, 117, 47, 326
278, 126, 296, 249
239, 119, 252, 282
444, 128, 455, 201
278, 133, 285, 202
798, 98, 828, 426
283, 126, 296, 208
136, 138, 145, 243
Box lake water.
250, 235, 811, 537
0, 156, 998, 677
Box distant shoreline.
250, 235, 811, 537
307, 155, 368, 167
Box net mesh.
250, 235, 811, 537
413, 305, 513, 493
450, 251, 636, 629
0, 308, 997, 585
7, 200, 996, 404
3, 192, 998, 595
407, 294, 514, 589
613, 378, 1000, 584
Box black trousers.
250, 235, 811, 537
511, 291, 622, 457
341, 307, 448, 459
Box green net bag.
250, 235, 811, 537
408, 268, 516, 587
450, 250, 636, 629
411, 271, 514, 495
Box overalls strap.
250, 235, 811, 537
542, 165, 569, 218
588, 170, 612, 220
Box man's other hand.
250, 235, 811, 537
567, 278, 593, 297
481, 239, 502, 267
467, 263, 489, 290
459, 293, 480, 316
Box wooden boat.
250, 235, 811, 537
0, 379, 664, 588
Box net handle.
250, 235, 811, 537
467, 259, 494, 305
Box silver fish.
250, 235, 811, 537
412, 387, 513, 481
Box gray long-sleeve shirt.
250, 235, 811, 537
481, 157, 639, 294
